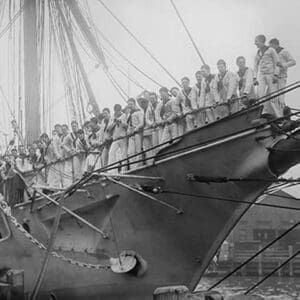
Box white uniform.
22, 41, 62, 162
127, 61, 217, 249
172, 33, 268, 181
145, 102, 159, 149
178, 88, 197, 131
86, 128, 102, 172
190, 83, 205, 127
61, 133, 76, 186
44, 139, 62, 188
127, 109, 144, 169
276, 47, 296, 108
107, 113, 128, 172
158, 98, 180, 144
99, 118, 113, 167
199, 75, 220, 123
73, 138, 88, 180
216, 71, 239, 117
254, 46, 281, 117
237, 67, 256, 103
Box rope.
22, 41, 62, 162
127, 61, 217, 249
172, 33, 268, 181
96, 0, 180, 86
95, 26, 163, 88
161, 190, 300, 211
187, 174, 300, 184
0, 4, 24, 40
208, 221, 300, 291
169, 0, 206, 65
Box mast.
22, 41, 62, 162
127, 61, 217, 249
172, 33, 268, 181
54, 0, 100, 118
23, 0, 40, 144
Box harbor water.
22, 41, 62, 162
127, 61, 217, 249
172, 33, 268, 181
197, 276, 300, 299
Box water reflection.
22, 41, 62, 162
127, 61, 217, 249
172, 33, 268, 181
197, 277, 300, 299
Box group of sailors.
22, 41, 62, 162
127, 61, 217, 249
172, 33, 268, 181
0, 35, 296, 189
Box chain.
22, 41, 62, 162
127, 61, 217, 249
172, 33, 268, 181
0, 198, 110, 270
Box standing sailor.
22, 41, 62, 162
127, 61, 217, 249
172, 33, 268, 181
99, 108, 113, 167
216, 59, 239, 118
199, 64, 219, 123
107, 104, 128, 171
190, 71, 204, 127
126, 98, 144, 169
146, 92, 159, 148
74, 129, 89, 179
254, 34, 281, 117
86, 117, 102, 172
158, 87, 180, 144
138, 97, 152, 162
61, 124, 76, 186
269, 38, 296, 108
178, 77, 197, 131
170, 86, 185, 136
236, 56, 256, 105
41, 133, 61, 187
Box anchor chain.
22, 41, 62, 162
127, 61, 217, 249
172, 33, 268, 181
0, 198, 110, 271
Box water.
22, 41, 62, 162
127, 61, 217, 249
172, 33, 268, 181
197, 277, 300, 299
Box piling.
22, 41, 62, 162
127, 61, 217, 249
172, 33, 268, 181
288, 245, 294, 276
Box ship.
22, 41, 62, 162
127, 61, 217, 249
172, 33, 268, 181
0, 1, 299, 299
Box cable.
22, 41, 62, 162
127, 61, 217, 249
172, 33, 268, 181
96, 0, 180, 86
169, 0, 206, 65
162, 190, 300, 211
0, 4, 24, 40
95, 26, 163, 88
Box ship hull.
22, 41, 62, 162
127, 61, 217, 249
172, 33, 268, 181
0, 107, 287, 299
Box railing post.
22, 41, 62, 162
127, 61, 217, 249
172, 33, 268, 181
258, 244, 263, 277
288, 245, 294, 277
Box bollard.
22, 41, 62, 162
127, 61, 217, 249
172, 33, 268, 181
153, 286, 189, 300
5, 269, 25, 300
153, 287, 223, 300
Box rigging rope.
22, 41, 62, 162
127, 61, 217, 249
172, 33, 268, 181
96, 0, 180, 86
95, 26, 163, 88
169, 0, 206, 65
161, 190, 300, 211
0, 4, 24, 40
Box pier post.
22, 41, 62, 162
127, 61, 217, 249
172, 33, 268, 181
288, 245, 294, 276
153, 286, 188, 300
258, 245, 263, 276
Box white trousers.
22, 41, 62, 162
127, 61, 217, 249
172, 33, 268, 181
108, 139, 127, 173
258, 74, 283, 118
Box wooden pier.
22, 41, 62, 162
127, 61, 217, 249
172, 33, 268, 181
214, 245, 300, 277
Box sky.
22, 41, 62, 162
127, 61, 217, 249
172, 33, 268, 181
0, 0, 300, 194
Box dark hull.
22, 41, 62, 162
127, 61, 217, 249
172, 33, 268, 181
0, 107, 290, 299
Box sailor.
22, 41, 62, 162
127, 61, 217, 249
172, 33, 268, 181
41, 133, 61, 187
99, 108, 113, 167
216, 59, 239, 117
15, 145, 32, 174
236, 56, 256, 106
146, 92, 159, 149
158, 87, 180, 145
52, 124, 64, 187
74, 129, 89, 179
61, 124, 75, 186
170, 86, 185, 136
190, 71, 205, 127
107, 104, 128, 171
199, 64, 219, 123
126, 98, 144, 169
86, 117, 102, 172
178, 77, 197, 131
254, 34, 281, 117
138, 97, 152, 162
269, 38, 296, 109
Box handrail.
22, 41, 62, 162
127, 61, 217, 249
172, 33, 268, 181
6, 81, 300, 178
